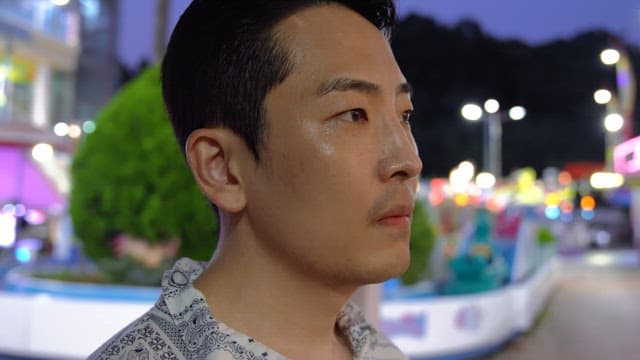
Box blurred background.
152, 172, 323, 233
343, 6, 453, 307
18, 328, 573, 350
1, 0, 640, 359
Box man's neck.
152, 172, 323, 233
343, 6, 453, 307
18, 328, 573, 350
194, 223, 357, 359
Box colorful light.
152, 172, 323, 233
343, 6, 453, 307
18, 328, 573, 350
545, 193, 560, 207
454, 193, 470, 207
590, 172, 624, 189
558, 171, 573, 186
68, 124, 82, 138
15, 247, 32, 263
25, 209, 46, 225
83, 120, 96, 133
614, 136, 640, 174
545, 206, 560, 220
560, 200, 574, 213
580, 195, 596, 210
581, 209, 595, 220
429, 190, 444, 206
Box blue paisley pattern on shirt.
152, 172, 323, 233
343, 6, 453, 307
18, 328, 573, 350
88, 258, 406, 360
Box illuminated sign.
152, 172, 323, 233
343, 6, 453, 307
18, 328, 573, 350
614, 136, 640, 175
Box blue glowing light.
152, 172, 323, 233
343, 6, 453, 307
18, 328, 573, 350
544, 206, 560, 220
581, 209, 595, 220
15, 247, 32, 263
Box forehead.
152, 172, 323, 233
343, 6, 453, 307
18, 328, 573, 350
272, 4, 404, 93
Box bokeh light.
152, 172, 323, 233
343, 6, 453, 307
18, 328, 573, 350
604, 113, 624, 132
461, 103, 483, 121
31, 143, 54, 162
508, 106, 526, 120
484, 99, 500, 114
593, 89, 612, 104
600, 48, 620, 65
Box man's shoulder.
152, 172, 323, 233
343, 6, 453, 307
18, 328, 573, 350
88, 306, 182, 360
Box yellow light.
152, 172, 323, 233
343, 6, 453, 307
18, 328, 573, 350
590, 172, 624, 189
454, 193, 469, 207
581, 195, 596, 210
545, 193, 560, 206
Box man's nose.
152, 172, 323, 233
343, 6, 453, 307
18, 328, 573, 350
377, 118, 423, 182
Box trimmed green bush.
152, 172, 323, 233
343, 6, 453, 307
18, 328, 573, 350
401, 199, 436, 285
70, 67, 217, 267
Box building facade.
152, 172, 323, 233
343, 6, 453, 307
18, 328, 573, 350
0, 0, 79, 129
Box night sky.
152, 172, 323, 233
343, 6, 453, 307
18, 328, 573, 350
118, 0, 640, 68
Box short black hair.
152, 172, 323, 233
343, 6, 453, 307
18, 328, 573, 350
161, 0, 396, 159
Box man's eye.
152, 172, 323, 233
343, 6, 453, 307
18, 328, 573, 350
402, 110, 413, 123
339, 109, 368, 122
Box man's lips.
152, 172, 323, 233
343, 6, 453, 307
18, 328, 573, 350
376, 204, 413, 227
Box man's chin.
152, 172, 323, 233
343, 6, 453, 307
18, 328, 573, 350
357, 255, 411, 285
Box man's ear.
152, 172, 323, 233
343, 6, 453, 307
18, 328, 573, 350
185, 128, 248, 213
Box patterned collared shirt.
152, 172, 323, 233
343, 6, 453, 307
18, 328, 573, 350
89, 258, 407, 360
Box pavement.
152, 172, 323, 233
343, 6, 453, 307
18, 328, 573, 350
488, 249, 640, 360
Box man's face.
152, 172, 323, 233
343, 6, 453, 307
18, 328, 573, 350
243, 4, 422, 287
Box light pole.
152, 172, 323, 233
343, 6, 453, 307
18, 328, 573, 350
595, 46, 636, 170
461, 99, 526, 177
600, 48, 636, 140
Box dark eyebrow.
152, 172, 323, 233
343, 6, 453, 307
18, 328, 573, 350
315, 78, 380, 97
315, 77, 413, 98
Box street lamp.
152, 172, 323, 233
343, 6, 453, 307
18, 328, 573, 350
594, 89, 612, 105
594, 46, 636, 169
599, 47, 635, 140
604, 113, 624, 133
461, 99, 526, 177
600, 49, 621, 65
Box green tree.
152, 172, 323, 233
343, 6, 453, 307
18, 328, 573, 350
401, 199, 436, 285
70, 66, 217, 265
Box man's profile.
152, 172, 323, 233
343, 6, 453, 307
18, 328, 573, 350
90, 0, 422, 359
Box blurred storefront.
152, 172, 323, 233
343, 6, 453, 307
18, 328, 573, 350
0, 0, 119, 255
0, 0, 79, 129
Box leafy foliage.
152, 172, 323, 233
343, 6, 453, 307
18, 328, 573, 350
401, 199, 437, 285
70, 67, 217, 265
